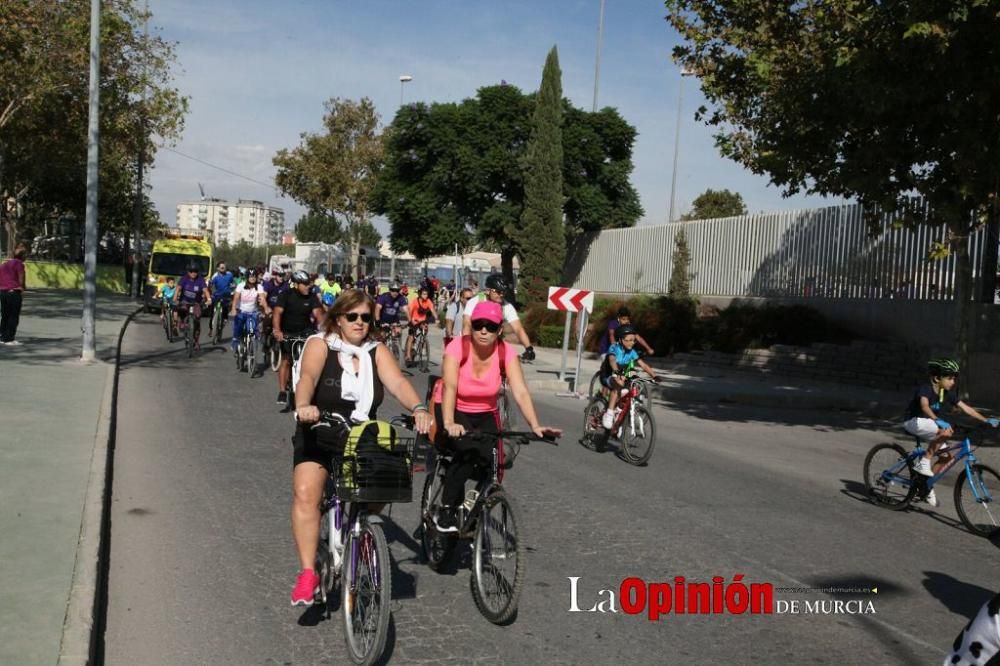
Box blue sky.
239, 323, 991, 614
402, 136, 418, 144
148, 0, 845, 235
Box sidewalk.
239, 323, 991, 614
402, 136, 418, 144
521, 343, 899, 416
0, 289, 139, 666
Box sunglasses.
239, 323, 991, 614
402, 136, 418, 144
471, 319, 501, 333
341, 312, 373, 323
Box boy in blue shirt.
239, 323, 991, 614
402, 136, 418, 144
903, 357, 998, 507
156, 276, 177, 325
601, 326, 657, 429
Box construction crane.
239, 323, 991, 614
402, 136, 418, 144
198, 182, 206, 201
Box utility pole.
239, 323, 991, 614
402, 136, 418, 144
81, 0, 101, 362
592, 0, 606, 113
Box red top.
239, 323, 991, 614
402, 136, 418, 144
0, 257, 25, 291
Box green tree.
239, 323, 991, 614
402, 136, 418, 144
666, 0, 1000, 363
294, 210, 340, 243
273, 97, 383, 277
373, 84, 643, 287
518, 46, 566, 306
667, 227, 692, 297
680, 188, 747, 221
0, 0, 187, 254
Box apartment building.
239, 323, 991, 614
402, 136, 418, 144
175, 198, 285, 246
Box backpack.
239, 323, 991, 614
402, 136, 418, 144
339, 420, 412, 502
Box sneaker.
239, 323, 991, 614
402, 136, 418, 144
277, 391, 288, 405
914, 457, 933, 477
433, 507, 459, 533
5, 340, 21, 346
925, 489, 939, 507
291, 569, 320, 606
601, 410, 615, 430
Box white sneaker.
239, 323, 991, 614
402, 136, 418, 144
925, 489, 939, 507
601, 410, 615, 429
5, 340, 21, 346
914, 457, 933, 476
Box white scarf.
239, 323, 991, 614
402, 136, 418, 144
321, 333, 378, 423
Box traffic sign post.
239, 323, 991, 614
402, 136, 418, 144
547, 286, 594, 398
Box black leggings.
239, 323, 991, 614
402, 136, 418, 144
433, 403, 500, 507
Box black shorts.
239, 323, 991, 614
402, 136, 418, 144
432, 402, 500, 450
280, 330, 314, 357
292, 423, 341, 474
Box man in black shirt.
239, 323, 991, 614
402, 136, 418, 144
273, 270, 324, 405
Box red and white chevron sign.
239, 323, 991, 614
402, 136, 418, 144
547, 286, 594, 313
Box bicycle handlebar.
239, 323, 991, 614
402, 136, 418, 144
457, 429, 560, 446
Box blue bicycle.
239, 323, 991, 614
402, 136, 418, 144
863, 424, 1000, 537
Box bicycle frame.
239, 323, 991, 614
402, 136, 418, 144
881, 437, 979, 493
319, 492, 381, 593
610, 378, 651, 436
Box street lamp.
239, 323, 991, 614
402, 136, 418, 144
399, 74, 413, 107
667, 66, 694, 223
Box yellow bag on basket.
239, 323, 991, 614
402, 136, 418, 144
340, 420, 411, 499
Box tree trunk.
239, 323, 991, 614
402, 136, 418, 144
952, 226, 973, 397
349, 231, 360, 281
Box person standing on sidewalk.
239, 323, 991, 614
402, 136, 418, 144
0, 243, 28, 345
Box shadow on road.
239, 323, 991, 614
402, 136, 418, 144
922, 571, 995, 620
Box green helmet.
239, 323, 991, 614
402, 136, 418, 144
928, 358, 960, 376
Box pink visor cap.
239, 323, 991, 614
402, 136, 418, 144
471, 300, 503, 324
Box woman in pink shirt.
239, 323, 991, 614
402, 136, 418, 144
430, 300, 561, 532
0, 243, 27, 345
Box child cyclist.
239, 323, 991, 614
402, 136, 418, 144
903, 357, 999, 507
601, 325, 658, 429
157, 276, 178, 325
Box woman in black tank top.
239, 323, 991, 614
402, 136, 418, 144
284, 289, 433, 607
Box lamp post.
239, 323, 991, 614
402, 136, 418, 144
399, 74, 413, 107
667, 66, 694, 224
390, 75, 414, 282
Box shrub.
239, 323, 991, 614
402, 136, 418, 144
702, 302, 851, 353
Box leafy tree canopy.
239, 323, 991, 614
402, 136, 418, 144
294, 210, 340, 244
681, 188, 747, 220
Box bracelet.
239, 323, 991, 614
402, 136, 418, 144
411, 402, 429, 414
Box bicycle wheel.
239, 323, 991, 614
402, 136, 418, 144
315, 511, 333, 607
620, 405, 656, 465
247, 335, 257, 376
235, 336, 244, 371
862, 443, 917, 510
269, 343, 282, 372
588, 371, 601, 398
498, 385, 512, 431
471, 490, 524, 625
390, 337, 401, 365
212, 307, 222, 345
185, 317, 193, 358
955, 464, 1000, 537
580, 397, 607, 451
419, 333, 429, 372
421, 470, 456, 571
342, 522, 391, 664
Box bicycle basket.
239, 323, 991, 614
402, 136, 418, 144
336, 420, 415, 503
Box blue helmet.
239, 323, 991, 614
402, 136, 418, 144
322, 292, 335, 307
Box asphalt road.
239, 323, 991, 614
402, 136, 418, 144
103, 314, 999, 665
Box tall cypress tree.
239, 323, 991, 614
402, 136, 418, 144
517, 46, 565, 306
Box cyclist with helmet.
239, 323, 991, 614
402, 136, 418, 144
375, 282, 409, 341
405, 286, 436, 366
272, 270, 324, 405
600, 325, 658, 430
173, 263, 212, 351
462, 272, 535, 361
903, 358, 999, 507
230, 270, 267, 357
208, 262, 235, 337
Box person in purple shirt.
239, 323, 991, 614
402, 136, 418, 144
0, 243, 28, 345
598, 306, 654, 356
173, 263, 212, 350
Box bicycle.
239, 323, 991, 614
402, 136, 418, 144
379, 323, 403, 365
581, 374, 659, 465
588, 354, 653, 404
863, 423, 1000, 537
161, 300, 178, 343
419, 427, 559, 624
310, 413, 416, 665
285, 334, 312, 411
210, 300, 226, 345
409, 323, 430, 373
176, 303, 198, 358
236, 314, 261, 376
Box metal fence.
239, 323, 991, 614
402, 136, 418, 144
572, 202, 991, 300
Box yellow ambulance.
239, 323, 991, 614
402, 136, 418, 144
144, 231, 213, 312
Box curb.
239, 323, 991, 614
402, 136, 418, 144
58, 305, 143, 666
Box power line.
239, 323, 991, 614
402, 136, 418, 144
161, 146, 280, 192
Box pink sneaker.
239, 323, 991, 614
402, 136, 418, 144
291, 569, 320, 606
